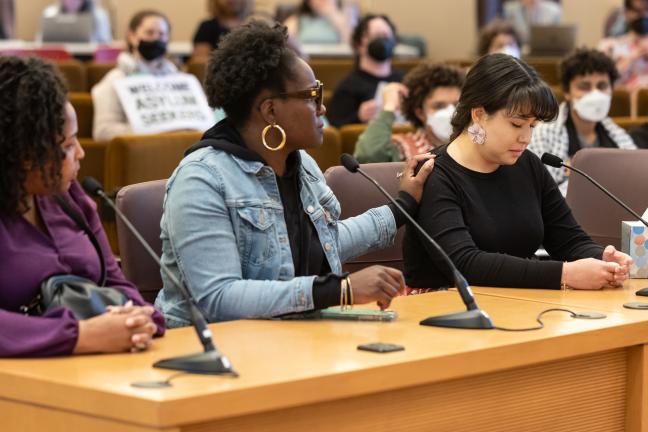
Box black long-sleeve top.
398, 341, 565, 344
327, 68, 404, 128
403, 145, 603, 290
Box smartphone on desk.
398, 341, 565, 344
320, 307, 397, 321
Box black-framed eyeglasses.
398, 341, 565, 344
277, 80, 324, 111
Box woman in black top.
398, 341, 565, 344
404, 53, 632, 291
192, 0, 251, 60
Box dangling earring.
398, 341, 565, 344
467, 122, 486, 145
261, 123, 287, 151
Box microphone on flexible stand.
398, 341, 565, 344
541, 153, 648, 228
541, 153, 648, 299
82, 177, 237, 377
339, 154, 494, 329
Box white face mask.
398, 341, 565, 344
572, 90, 611, 122
498, 44, 521, 59
426, 104, 455, 142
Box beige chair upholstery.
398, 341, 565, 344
104, 131, 202, 252
86, 62, 114, 90
566, 148, 648, 249
339, 123, 415, 156
116, 180, 167, 303
55, 59, 87, 92
325, 162, 405, 272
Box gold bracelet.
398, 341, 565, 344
340, 278, 345, 309
561, 282, 569, 291
346, 276, 354, 309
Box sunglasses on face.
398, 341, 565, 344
277, 80, 324, 111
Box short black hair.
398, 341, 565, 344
0, 56, 68, 216
351, 14, 397, 52
450, 54, 558, 142
402, 63, 465, 129
205, 20, 299, 126
560, 48, 619, 91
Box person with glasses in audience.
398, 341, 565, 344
0, 57, 163, 357
354, 63, 464, 163
91, 10, 177, 142
327, 14, 403, 127
154, 21, 435, 326
529, 48, 635, 195
404, 54, 632, 293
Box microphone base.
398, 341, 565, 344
420, 308, 494, 329
154, 350, 238, 376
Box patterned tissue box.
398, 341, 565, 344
622, 221, 648, 278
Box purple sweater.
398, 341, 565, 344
0, 181, 165, 357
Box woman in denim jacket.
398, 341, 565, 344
155, 21, 435, 327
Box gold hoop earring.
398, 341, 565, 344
262, 123, 286, 151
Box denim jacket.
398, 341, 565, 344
155, 146, 397, 327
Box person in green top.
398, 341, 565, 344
354, 63, 465, 163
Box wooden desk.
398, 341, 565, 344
2, 290, 648, 432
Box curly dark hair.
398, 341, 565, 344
351, 14, 398, 52
402, 64, 465, 129
205, 20, 299, 126
477, 19, 521, 56
0, 56, 68, 216
560, 48, 619, 92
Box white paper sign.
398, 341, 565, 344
114, 73, 214, 134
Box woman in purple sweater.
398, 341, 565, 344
0, 57, 164, 357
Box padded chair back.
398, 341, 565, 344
566, 148, 648, 249
610, 88, 631, 117
186, 60, 208, 85
116, 180, 167, 303
55, 60, 87, 92
339, 123, 415, 156
86, 62, 114, 90
0, 47, 72, 60
525, 57, 560, 85
325, 162, 405, 272
611, 116, 648, 131
306, 127, 341, 172
68, 92, 93, 138
104, 131, 202, 193
103, 131, 202, 252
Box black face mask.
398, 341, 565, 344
137, 39, 167, 61
367, 37, 396, 62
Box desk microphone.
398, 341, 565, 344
82, 177, 237, 377
339, 154, 494, 329
540, 153, 648, 299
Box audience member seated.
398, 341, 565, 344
154, 21, 436, 326
503, 0, 562, 44
478, 19, 522, 58
599, 16, 648, 91
354, 63, 464, 163
41, 0, 112, 43
627, 121, 648, 147
92, 10, 177, 142
327, 14, 403, 127
192, 0, 251, 60
529, 48, 636, 195
404, 53, 632, 292
0, 57, 164, 357
604, 0, 648, 37
284, 0, 355, 45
